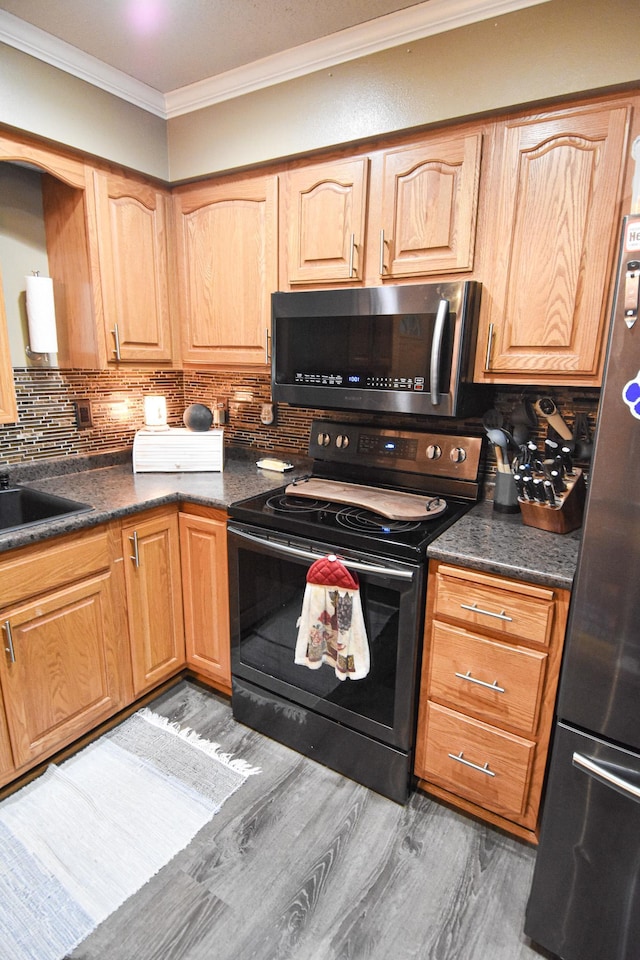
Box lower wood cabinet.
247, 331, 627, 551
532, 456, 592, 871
121, 507, 185, 696
179, 506, 231, 692
0, 525, 129, 784
414, 561, 570, 842
0, 502, 233, 791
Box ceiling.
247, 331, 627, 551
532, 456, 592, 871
0, 0, 550, 117
0, 0, 427, 93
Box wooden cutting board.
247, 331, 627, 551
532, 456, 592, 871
284, 478, 447, 521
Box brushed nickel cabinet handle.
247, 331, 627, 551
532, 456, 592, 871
455, 670, 505, 694
379, 229, 387, 276
129, 531, 140, 568
484, 322, 494, 370
3, 621, 16, 664
265, 328, 271, 364
348, 232, 356, 278
460, 601, 513, 622
448, 750, 496, 777
112, 322, 122, 361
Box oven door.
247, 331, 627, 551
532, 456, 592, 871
227, 522, 425, 753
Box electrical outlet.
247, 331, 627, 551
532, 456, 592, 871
74, 399, 93, 429
260, 403, 275, 425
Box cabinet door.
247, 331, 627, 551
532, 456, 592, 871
179, 511, 231, 690
0, 265, 18, 424
175, 175, 277, 365
0, 573, 123, 769
378, 133, 481, 279
0, 692, 15, 786
92, 171, 174, 364
123, 510, 185, 695
478, 103, 629, 384
283, 158, 368, 284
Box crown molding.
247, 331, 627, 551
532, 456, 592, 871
165, 0, 551, 118
0, 0, 551, 121
0, 9, 166, 117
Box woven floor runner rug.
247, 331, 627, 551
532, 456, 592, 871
0, 707, 259, 960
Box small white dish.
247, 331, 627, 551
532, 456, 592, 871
256, 458, 295, 473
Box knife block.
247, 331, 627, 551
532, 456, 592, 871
518, 468, 586, 534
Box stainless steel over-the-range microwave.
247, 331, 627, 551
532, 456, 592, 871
271, 281, 489, 418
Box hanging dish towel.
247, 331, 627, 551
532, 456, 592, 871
295, 554, 370, 681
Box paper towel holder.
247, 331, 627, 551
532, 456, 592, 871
25, 271, 58, 368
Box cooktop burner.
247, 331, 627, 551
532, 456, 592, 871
335, 506, 424, 535
264, 493, 333, 514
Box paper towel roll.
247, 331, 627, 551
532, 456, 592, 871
26, 275, 58, 354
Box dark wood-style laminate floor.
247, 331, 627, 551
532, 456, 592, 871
69, 680, 554, 960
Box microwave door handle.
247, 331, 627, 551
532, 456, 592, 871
430, 298, 449, 406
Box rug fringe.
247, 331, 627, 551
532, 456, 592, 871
137, 708, 261, 776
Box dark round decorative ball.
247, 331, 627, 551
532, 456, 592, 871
183, 403, 213, 432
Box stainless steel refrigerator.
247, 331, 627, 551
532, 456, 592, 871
525, 214, 640, 959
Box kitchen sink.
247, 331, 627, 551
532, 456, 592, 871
0, 485, 93, 534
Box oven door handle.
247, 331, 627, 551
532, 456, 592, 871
430, 297, 449, 407
228, 524, 415, 581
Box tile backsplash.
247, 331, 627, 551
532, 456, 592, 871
0, 367, 601, 477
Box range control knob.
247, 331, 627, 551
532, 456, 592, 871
426, 444, 442, 460
449, 446, 467, 464
316, 432, 331, 447
335, 434, 350, 449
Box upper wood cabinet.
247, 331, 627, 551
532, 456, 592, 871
282, 158, 369, 284
375, 133, 482, 280
174, 174, 278, 366
89, 171, 175, 365
280, 132, 482, 288
0, 130, 101, 369
476, 102, 630, 386
0, 130, 176, 370
0, 265, 18, 424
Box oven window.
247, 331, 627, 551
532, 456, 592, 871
233, 547, 408, 731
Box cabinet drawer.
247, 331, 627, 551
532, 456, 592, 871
434, 566, 555, 646
421, 702, 535, 819
0, 529, 111, 609
429, 620, 547, 735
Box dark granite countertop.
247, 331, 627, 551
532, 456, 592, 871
0, 449, 311, 554
428, 500, 580, 591
0, 453, 581, 590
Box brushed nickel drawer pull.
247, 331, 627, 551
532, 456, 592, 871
460, 601, 513, 622
448, 750, 496, 777
455, 670, 505, 693
3, 621, 16, 664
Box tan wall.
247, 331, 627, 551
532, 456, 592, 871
168, 0, 640, 180
0, 44, 168, 179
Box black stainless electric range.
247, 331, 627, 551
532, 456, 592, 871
227, 419, 483, 803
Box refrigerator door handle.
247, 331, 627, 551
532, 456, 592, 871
573, 751, 640, 803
